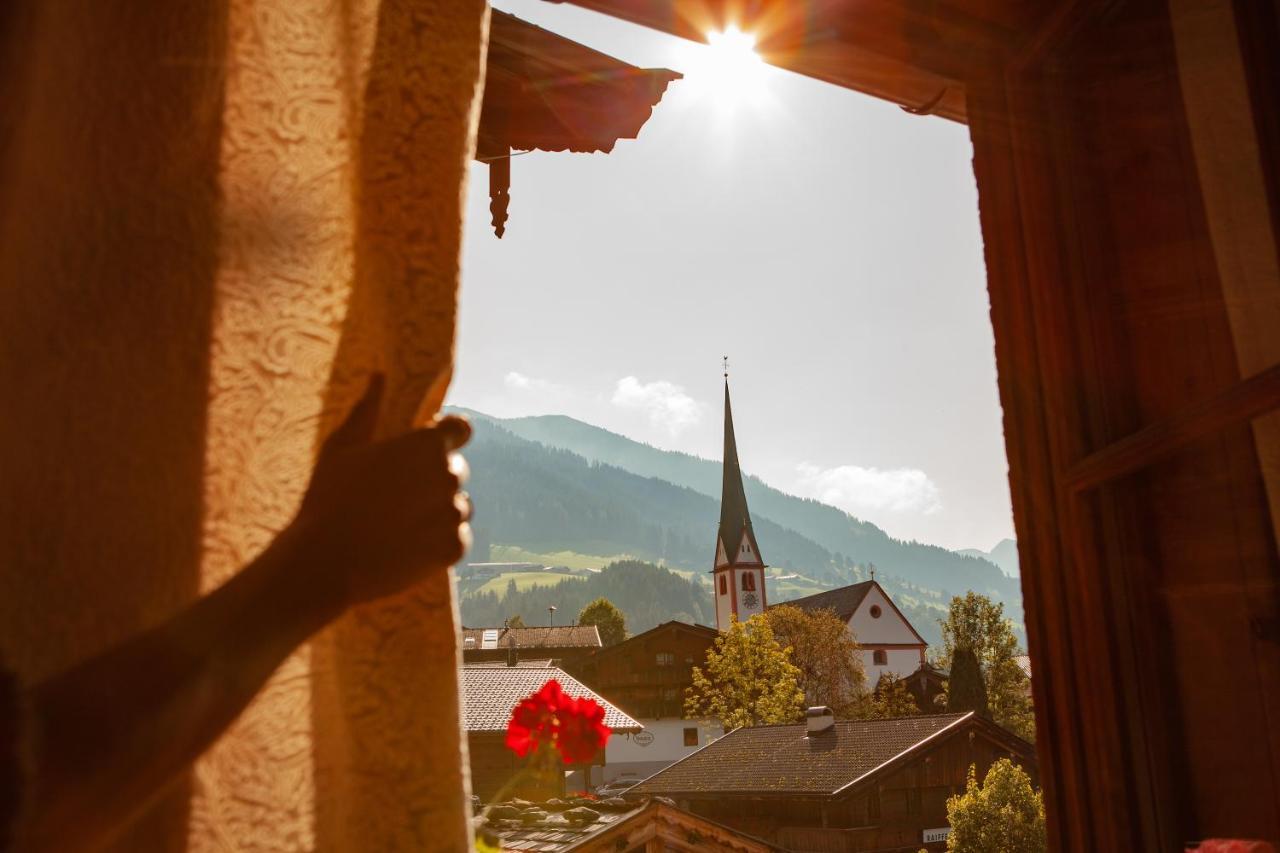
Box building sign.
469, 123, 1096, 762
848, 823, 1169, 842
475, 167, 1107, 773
633, 731, 655, 747
923, 827, 951, 844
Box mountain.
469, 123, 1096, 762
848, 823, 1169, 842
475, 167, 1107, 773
454, 409, 1017, 603
958, 538, 1020, 578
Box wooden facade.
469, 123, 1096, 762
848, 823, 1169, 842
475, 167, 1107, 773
669, 720, 1035, 852
563, 1, 1280, 848
569, 621, 719, 719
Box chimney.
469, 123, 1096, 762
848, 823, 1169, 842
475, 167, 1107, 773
806, 706, 835, 735
506, 635, 519, 667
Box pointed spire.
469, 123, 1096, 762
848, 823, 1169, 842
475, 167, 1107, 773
719, 377, 760, 563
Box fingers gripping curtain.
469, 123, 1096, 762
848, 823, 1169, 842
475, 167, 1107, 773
194, 1, 488, 851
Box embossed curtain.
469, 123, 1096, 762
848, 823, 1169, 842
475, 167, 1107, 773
0, 1, 488, 850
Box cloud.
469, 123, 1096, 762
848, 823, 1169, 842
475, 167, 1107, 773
504, 371, 567, 395
611, 376, 706, 436
795, 461, 942, 517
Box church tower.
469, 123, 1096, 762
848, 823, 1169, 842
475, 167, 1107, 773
713, 371, 767, 630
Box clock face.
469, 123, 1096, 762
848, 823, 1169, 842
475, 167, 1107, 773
742, 591, 759, 609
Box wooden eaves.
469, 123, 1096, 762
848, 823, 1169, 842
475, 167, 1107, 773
476, 10, 681, 236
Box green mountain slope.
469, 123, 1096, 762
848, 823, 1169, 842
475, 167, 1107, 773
459, 409, 1016, 604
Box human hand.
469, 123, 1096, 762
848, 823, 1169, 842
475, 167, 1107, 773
290, 374, 472, 608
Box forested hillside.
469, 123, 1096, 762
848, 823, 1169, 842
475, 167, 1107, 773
460, 560, 714, 633
454, 409, 1015, 602
461, 415, 842, 578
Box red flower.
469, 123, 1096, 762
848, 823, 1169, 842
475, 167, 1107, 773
505, 680, 563, 758
505, 679, 612, 764
554, 693, 611, 764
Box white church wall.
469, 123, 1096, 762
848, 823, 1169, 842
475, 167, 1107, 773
862, 647, 925, 682
847, 585, 924, 645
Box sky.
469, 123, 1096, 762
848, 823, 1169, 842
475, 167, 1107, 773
447, 0, 1014, 553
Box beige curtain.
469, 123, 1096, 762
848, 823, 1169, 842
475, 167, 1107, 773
0, 1, 488, 849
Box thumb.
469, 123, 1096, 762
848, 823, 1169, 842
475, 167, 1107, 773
324, 373, 384, 451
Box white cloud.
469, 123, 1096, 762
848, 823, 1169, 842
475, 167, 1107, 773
611, 376, 706, 436
795, 461, 942, 517
504, 371, 566, 395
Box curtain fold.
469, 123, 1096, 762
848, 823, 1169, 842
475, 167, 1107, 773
195, 1, 489, 851
0, 0, 488, 849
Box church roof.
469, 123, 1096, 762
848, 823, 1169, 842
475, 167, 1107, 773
772, 581, 876, 622
719, 380, 762, 563
773, 581, 929, 646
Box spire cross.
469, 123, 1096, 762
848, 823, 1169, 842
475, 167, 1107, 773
723, 355, 729, 378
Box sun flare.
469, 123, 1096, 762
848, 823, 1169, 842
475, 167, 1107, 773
673, 25, 767, 109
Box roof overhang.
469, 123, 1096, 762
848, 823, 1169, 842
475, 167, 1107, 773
546, 0, 1050, 125
475, 10, 681, 236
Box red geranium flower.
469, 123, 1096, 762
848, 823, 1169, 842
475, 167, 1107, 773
505, 679, 563, 758
505, 679, 612, 764
554, 693, 611, 764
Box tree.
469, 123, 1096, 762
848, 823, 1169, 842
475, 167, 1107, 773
685, 615, 804, 729
946, 759, 1046, 853
506, 614, 526, 629
577, 597, 626, 647
940, 593, 1035, 741
859, 672, 920, 719
946, 646, 989, 715
766, 605, 867, 716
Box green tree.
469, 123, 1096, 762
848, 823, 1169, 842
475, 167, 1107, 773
858, 673, 920, 719
506, 614, 526, 629
946, 646, 989, 715
577, 597, 626, 647
940, 593, 1035, 741
685, 615, 804, 729
946, 759, 1046, 853
766, 605, 867, 717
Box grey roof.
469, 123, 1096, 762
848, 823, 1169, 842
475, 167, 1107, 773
461, 665, 642, 733
462, 625, 603, 650
718, 381, 763, 562
770, 581, 876, 622
631, 713, 976, 797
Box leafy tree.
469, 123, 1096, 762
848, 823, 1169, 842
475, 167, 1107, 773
685, 615, 804, 729
940, 593, 1035, 741
946, 647, 989, 715
577, 597, 626, 646
946, 759, 1046, 853
506, 614, 526, 629
766, 605, 866, 716
858, 673, 920, 719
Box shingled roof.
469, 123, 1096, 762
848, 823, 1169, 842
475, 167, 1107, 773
461, 665, 642, 734
462, 625, 603, 650
630, 713, 984, 798
771, 581, 876, 622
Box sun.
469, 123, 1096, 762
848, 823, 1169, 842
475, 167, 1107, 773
671, 25, 768, 109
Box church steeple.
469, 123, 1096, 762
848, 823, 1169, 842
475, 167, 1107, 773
713, 365, 766, 630
718, 379, 762, 565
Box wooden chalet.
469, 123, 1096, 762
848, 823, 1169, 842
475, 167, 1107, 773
900, 663, 949, 715
568, 621, 724, 784
462, 625, 603, 666
462, 664, 642, 803
477, 797, 778, 853
569, 621, 719, 720
630, 709, 1036, 852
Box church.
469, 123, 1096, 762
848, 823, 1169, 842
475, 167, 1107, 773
712, 376, 930, 688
